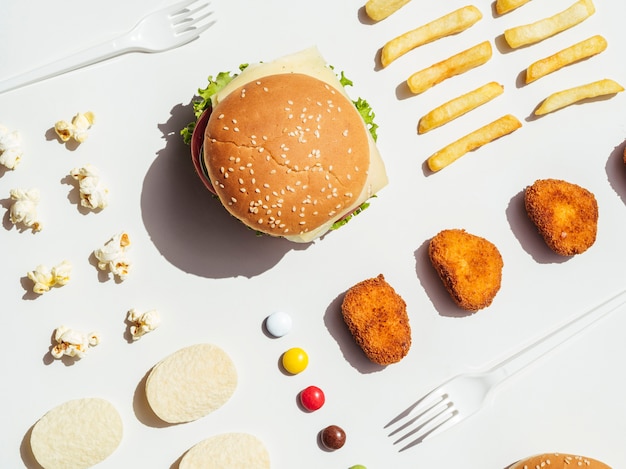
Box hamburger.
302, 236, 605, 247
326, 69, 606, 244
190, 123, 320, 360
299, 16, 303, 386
509, 452, 611, 469
182, 47, 388, 243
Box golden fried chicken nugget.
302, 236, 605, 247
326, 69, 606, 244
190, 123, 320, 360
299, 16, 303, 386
525, 178, 598, 256
341, 274, 411, 365
429, 229, 503, 311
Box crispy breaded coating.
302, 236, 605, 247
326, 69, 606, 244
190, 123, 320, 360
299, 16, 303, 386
429, 229, 503, 311
525, 178, 598, 256
341, 274, 411, 365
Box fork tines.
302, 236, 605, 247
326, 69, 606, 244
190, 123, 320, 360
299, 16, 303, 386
172, 2, 214, 31
386, 392, 458, 451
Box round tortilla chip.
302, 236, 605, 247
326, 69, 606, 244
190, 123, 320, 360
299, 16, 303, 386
145, 343, 237, 423
180, 433, 270, 469
30, 397, 123, 469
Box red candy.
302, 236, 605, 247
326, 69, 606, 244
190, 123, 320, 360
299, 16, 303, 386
299, 385, 325, 412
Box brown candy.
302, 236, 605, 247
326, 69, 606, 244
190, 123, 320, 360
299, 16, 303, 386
320, 425, 346, 450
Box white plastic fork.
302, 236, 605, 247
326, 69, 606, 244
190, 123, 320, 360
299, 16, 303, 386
386, 287, 626, 451
0, 0, 214, 94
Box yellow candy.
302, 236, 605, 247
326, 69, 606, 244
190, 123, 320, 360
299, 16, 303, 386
282, 347, 308, 374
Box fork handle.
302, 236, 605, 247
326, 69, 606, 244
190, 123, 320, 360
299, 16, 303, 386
489, 288, 626, 383
0, 36, 131, 94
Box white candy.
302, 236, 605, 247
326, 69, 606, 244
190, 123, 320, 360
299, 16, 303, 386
54, 111, 95, 143
93, 232, 131, 280
127, 308, 161, 340
51, 325, 100, 359
9, 188, 42, 231
27, 260, 72, 294
265, 311, 292, 337
70, 164, 109, 210
0, 124, 22, 169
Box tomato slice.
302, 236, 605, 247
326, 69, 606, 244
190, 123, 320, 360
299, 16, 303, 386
190, 109, 217, 195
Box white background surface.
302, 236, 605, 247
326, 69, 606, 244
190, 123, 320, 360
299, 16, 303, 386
1, 0, 626, 468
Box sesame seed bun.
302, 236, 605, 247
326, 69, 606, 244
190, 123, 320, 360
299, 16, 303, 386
201, 48, 387, 243
508, 452, 611, 469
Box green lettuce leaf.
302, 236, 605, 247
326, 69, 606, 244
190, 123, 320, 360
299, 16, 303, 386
335, 69, 378, 142
180, 64, 248, 145
330, 196, 375, 231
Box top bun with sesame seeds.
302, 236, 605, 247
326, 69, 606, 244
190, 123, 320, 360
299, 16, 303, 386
186, 47, 388, 243
508, 452, 611, 469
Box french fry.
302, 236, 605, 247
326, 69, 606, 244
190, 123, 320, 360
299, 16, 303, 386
381, 5, 483, 68
526, 35, 607, 84
535, 78, 624, 116
365, 0, 411, 22
427, 114, 522, 172
504, 0, 595, 49
496, 0, 532, 15
407, 41, 492, 95
418, 82, 504, 134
